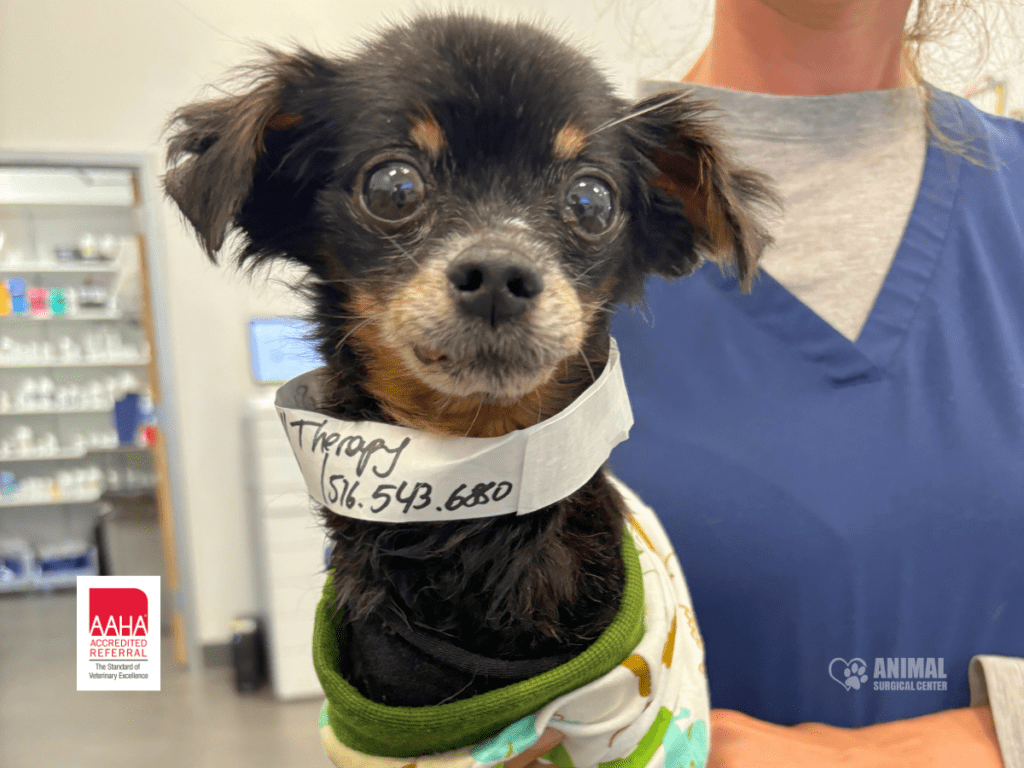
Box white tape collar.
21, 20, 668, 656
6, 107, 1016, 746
274, 338, 632, 522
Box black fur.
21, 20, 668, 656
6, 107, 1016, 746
165, 13, 778, 706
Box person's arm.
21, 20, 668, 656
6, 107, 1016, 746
708, 706, 1003, 768
706, 655, 1024, 768
970, 655, 1024, 768
505, 657, 1024, 768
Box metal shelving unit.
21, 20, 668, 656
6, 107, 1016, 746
0, 264, 120, 273
0, 492, 103, 508
0, 359, 150, 369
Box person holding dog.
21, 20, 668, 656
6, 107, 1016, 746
609, 0, 1024, 766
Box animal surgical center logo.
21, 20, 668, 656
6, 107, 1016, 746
829, 656, 947, 692
77, 576, 161, 691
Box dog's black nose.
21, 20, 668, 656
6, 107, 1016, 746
446, 249, 544, 324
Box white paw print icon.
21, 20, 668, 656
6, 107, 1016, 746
829, 658, 869, 691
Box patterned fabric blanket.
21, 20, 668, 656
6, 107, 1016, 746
314, 479, 710, 768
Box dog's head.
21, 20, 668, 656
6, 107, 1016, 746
166, 15, 776, 435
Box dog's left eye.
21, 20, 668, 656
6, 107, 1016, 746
565, 177, 614, 234
362, 162, 425, 222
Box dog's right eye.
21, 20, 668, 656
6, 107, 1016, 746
362, 162, 425, 222
565, 177, 614, 235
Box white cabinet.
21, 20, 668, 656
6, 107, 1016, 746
244, 395, 328, 700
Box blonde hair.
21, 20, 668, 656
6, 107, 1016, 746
902, 0, 1022, 163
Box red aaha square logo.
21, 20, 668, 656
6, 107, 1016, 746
90, 588, 149, 637
78, 576, 160, 690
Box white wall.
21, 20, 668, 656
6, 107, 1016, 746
1, 0, 1019, 644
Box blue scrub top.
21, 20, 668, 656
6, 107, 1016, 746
609, 90, 1024, 727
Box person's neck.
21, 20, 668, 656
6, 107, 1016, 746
683, 0, 913, 94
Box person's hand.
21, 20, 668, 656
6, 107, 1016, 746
708, 706, 1003, 768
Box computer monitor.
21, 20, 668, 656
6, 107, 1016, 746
248, 318, 323, 384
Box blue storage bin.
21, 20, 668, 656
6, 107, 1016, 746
0, 539, 35, 592
34, 541, 98, 589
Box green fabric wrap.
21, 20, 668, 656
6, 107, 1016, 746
312, 528, 646, 758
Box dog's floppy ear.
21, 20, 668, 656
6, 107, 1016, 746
625, 92, 780, 293
164, 48, 335, 264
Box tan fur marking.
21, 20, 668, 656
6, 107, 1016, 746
266, 111, 301, 130
553, 123, 587, 161
600, 272, 619, 296
357, 335, 586, 437
651, 151, 734, 264
409, 114, 446, 159
586, 272, 619, 304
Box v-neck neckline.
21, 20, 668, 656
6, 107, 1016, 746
702, 88, 964, 386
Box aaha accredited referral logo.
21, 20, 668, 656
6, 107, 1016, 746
77, 576, 161, 691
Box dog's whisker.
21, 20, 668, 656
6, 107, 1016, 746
319, 300, 385, 316
315, 280, 360, 291
572, 258, 611, 283
586, 305, 615, 321
334, 316, 375, 351
462, 398, 485, 437
550, 313, 607, 330
317, 312, 373, 322
587, 92, 691, 137
384, 234, 420, 267
434, 390, 457, 415
578, 348, 597, 383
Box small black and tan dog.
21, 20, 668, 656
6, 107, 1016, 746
165, 14, 774, 708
